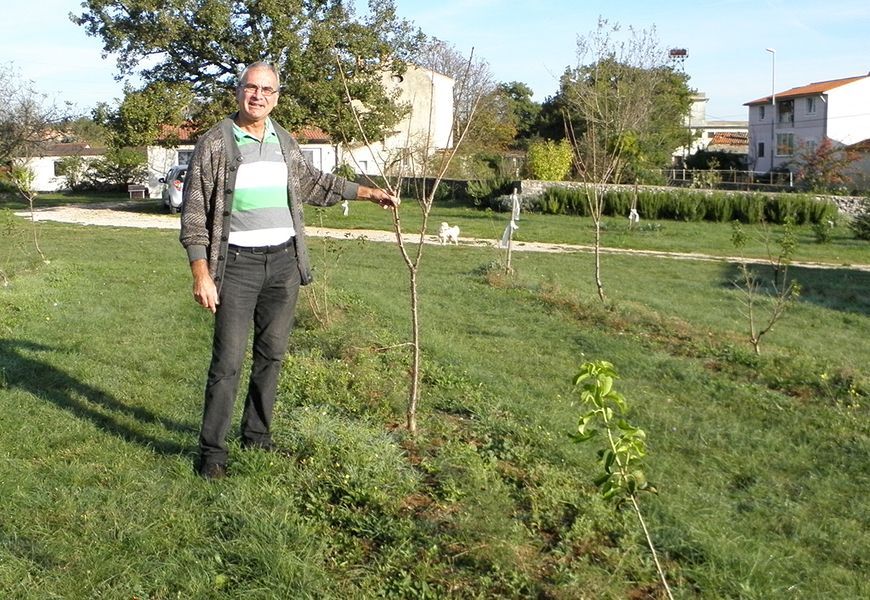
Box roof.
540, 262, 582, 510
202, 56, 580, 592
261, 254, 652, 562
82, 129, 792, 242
707, 131, 748, 154
158, 122, 198, 143
847, 138, 870, 152
294, 126, 331, 144
709, 132, 748, 146
41, 143, 106, 157
745, 74, 869, 105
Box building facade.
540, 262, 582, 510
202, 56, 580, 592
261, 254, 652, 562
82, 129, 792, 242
745, 73, 870, 173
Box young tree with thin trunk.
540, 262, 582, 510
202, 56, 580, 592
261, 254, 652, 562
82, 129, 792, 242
1, 63, 73, 267
337, 50, 482, 433
558, 19, 693, 301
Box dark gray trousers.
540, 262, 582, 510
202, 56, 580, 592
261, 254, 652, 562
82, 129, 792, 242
199, 241, 300, 466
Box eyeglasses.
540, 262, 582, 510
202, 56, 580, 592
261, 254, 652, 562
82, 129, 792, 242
240, 83, 279, 97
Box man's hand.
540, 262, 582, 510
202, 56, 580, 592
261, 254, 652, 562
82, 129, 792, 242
358, 185, 400, 210
190, 259, 219, 314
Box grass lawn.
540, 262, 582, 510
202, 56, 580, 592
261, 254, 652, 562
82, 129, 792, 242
0, 203, 868, 598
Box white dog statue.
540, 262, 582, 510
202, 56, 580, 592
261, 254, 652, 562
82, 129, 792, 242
438, 222, 460, 245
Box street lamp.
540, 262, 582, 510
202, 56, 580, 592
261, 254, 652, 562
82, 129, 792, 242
765, 48, 776, 172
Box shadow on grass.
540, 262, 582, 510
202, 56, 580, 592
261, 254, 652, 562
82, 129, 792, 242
721, 263, 870, 316
0, 339, 193, 456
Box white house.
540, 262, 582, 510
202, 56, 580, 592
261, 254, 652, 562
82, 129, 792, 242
745, 72, 870, 172
337, 65, 454, 177
674, 93, 748, 163
22, 65, 453, 193
22, 143, 106, 192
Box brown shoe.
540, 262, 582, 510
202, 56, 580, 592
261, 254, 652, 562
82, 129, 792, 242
199, 462, 227, 480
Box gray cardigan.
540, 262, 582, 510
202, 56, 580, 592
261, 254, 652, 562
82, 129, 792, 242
179, 115, 359, 289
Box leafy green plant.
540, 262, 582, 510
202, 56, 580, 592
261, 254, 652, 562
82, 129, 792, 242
85, 146, 148, 189
332, 161, 357, 181
850, 197, 870, 240
55, 156, 89, 191
571, 360, 673, 600
812, 219, 834, 244
526, 139, 573, 181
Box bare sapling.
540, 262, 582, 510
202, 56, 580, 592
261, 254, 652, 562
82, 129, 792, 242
730, 220, 801, 355
562, 18, 683, 302
10, 163, 47, 263
336, 51, 483, 433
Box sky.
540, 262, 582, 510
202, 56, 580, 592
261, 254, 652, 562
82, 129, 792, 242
2, 0, 868, 123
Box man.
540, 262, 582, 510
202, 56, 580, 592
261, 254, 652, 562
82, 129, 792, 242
180, 61, 399, 480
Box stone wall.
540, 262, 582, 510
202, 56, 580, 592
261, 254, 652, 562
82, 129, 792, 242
516, 180, 864, 217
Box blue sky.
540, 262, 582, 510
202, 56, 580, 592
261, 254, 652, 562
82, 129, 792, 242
2, 0, 868, 122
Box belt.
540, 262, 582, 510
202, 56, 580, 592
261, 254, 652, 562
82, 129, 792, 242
228, 238, 294, 254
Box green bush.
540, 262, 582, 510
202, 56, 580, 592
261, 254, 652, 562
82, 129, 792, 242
850, 198, 870, 240
466, 176, 516, 210
507, 186, 838, 225
526, 140, 573, 181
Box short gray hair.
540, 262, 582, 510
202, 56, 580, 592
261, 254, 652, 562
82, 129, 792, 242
237, 61, 280, 88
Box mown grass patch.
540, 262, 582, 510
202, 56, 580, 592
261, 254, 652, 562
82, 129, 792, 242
0, 218, 867, 598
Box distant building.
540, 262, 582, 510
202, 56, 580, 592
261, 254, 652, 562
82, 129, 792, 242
24, 143, 106, 192
22, 65, 454, 194
744, 72, 870, 173
674, 93, 748, 163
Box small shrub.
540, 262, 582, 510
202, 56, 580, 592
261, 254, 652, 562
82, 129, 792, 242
526, 139, 573, 181
812, 220, 834, 244
849, 198, 870, 240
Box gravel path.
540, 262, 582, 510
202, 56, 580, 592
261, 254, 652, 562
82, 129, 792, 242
16, 200, 870, 272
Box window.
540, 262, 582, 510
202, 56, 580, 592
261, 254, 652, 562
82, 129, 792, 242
806, 97, 816, 114
778, 100, 794, 125
177, 150, 194, 165
759, 105, 766, 120
708, 131, 716, 138
757, 142, 765, 158
776, 133, 795, 156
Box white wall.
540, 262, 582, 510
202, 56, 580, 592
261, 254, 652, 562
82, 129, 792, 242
827, 77, 870, 145
147, 145, 193, 197
343, 66, 454, 176
22, 154, 102, 192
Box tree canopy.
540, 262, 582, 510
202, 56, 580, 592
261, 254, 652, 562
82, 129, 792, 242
0, 63, 73, 166
539, 20, 694, 183
73, 0, 423, 143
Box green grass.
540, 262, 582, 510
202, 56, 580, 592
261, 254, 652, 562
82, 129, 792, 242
0, 209, 868, 598
312, 199, 869, 267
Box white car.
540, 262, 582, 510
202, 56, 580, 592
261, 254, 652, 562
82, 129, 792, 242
159, 165, 187, 214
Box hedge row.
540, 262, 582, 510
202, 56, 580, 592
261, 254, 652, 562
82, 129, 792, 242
525, 187, 837, 225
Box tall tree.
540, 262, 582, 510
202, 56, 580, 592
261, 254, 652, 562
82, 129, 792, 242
0, 63, 72, 167
412, 37, 496, 146
560, 19, 693, 301
497, 81, 541, 147
792, 137, 859, 193
97, 82, 195, 148
73, 0, 423, 141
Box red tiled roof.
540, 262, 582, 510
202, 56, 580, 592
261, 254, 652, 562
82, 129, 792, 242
294, 126, 331, 144
158, 122, 198, 143
745, 74, 869, 105
709, 132, 748, 146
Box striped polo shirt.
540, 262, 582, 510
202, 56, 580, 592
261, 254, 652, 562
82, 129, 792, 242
228, 118, 295, 247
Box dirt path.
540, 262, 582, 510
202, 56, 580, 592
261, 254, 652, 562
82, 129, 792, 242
16, 200, 870, 272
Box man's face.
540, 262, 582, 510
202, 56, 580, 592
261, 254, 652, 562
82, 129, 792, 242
236, 67, 280, 124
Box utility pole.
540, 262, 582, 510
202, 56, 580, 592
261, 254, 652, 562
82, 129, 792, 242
765, 48, 776, 172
